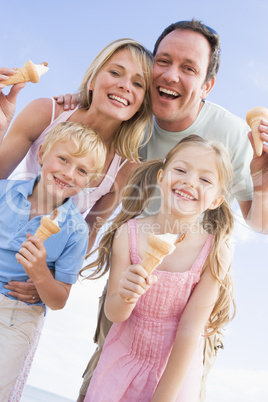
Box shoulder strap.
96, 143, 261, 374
191, 234, 213, 273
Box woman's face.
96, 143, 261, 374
89, 49, 146, 123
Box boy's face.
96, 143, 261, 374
38, 140, 96, 203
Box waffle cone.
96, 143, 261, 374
141, 233, 176, 275
246, 107, 268, 156
2, 60, 47, 86
34, 216, 60, 241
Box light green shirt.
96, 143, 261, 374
140, 100, 253, 203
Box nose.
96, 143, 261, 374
118, 76, 131, 92
162, 65, 180, 84
62, 164, 75, 180
183, 172, 197, 188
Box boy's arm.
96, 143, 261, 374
151, 244, 232, 402
16, 235, 71, 310
104, 223, 156, 323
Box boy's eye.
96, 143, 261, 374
78, 168, 88, 175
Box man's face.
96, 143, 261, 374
151, 29, 214, 131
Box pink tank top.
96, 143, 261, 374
24, 99, 122, 214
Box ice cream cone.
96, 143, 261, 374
141, 232, 186, 275
246, 106, 268, 156
34, 209, 60, 241
2, 60, 49, 86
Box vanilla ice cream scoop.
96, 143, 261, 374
1, 60, 49, 86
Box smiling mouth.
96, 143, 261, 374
54, 177, 72, 189
158, 87, 180, 99
108, 94, 129, 106
174, 189, 196, 200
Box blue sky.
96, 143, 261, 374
2, 0, 268, 400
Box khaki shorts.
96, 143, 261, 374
0, 294, 44, 401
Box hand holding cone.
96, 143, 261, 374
141, 232, 186, 275
246, 106, 268, 156
34, 209, 60, 241
1, 60, 49, 87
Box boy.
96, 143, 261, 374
0, 121, 106, 400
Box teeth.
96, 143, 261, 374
108, 95, 128, 106
55, 178, 71, 187
159, 87, 179, 97
174, 189, 195, 200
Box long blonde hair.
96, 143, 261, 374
81, 135, 236, 335
78, 38, 153, 163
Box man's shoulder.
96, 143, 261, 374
203, 101, 248, 129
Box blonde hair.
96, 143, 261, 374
81, 135, 235, 335
41, 121, 106, 181
78, 38, 153, 163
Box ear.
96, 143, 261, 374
38, 145, 44, 167
208, 194, 224, 210
201, 77, 215, 100
157, 169, 164, 184
88, 79, 95, 91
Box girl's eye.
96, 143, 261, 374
59, 156, 67, 163
200, 178, 211, 184
175, 168, 186, 173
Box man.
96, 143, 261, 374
74, 20, 268, 402
4, 19, 268, 401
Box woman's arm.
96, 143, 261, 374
104, 223, 156, 323
152, 244, 232, 402
0, 97, 53, 179
85, 160, 139, 252
16, 235, 71, 310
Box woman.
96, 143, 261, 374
0, 38, 153, 399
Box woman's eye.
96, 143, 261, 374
133, 81, 144, 88
110, 70, 120, 76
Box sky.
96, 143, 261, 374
2, 0, 268, 400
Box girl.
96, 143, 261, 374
82, 135, 236, 402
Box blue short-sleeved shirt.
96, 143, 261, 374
0, 177, 89, 305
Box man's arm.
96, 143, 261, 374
238, 126, 268, 234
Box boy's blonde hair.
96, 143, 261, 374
78, 38, 153, 163
41, 121, 106, 181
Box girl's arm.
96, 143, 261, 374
16, 235, 71, 310
0, 97, 53, 179
152, 243, 232, 402
85, 160, 139, 252
104, 223, 157, 323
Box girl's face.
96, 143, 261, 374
158, 144, 224, 219
38, 140, 95, 206
89, 49, 146, 123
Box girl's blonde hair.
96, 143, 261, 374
41, 121, 106, 181
78, 38, 153, 163
81, 135, 236, 335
